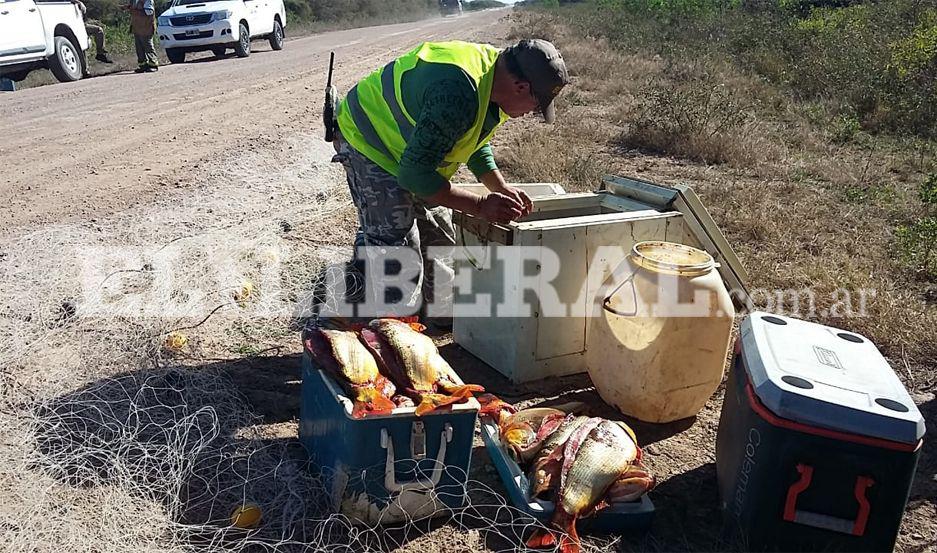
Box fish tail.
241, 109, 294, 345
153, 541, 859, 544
351, 388, 396, 418
526, 510, 578, 552
525, 528, 557, 549
556, 510, 580, 553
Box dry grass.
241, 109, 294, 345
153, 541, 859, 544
497, 9, 937, 389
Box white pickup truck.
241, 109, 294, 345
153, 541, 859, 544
156, 0, 285, 63
0, 0, 89, 82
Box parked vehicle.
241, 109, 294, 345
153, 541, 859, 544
156, 0, 286, 63
438, 0, 462, 17
0, 0, 89, 83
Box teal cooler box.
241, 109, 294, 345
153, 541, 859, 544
299, 353, 479, 525
716, 312, 925, 552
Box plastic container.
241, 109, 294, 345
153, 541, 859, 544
479, 419, 654, 532
716, 312, 925, 551
299, 351, 478, 525
586, 241, 735, 423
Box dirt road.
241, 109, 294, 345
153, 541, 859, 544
0, 10, 507, 237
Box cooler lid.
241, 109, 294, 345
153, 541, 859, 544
740, 312, 925, 445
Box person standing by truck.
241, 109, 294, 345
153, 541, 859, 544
72, 0, 113, 64
123, 0, 157, 72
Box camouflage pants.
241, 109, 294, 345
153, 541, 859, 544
85, 20, 108, 54
333, 138, 456, 317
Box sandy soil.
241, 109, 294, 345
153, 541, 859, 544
0, 10, 505, 237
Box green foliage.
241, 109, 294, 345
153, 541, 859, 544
830, 114, 861, 145
920, 173, 937, 206
464, 0, 506, 10
553, 0, 937, 141
895, 174, 937, 279
896, 217, 937, 278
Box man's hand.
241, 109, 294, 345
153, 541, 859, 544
478, 169, 534, 216
492, 184, 533, 216
478, 192, 524, 224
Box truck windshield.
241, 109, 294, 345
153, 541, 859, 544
174, 0, 228, 5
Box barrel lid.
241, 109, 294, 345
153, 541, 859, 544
740, 312, 925, 445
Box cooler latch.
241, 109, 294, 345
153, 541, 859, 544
783, 463, 874, 536
411, 421, 426, 460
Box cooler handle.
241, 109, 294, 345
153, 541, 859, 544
380, 423, 453, 492
783, 463, 874, 537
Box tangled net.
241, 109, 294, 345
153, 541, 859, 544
0, 135, 623, 553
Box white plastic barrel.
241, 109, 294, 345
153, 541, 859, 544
586, 241, 735, 423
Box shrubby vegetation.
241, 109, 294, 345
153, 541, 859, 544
556, 0, 937, 141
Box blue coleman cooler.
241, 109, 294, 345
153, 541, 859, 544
299, 354, 479, 525
716, 312, 925, 552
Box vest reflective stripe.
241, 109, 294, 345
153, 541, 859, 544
381, 61, 414, 140
337, 41, 509, 180
344, 85, 395, 164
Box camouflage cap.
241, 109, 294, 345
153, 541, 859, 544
503, 39, 570, 123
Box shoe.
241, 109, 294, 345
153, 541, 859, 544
144, 65, 158, 72
95, 53, 113, 63
134, 66, 146, 73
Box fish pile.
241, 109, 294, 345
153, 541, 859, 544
480, 396, 656, 553
303, 319, 484, 418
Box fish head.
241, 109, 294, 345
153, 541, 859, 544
503, 423, 536, 449
477, 394, 517, 422
529, 453, 563, 499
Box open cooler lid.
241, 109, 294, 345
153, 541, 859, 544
739, 312, 925, 445
601, 175, 750, 311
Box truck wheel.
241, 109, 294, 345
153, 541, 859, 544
166, 48, 186, 64
234, 23, 251, 58
49, 36, 83, 82
211, 47, 227, 58
269, 19, 284, 51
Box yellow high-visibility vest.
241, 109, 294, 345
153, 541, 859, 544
337, 41, 509, 180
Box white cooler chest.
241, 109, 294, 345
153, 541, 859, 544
452, 175, 748, 383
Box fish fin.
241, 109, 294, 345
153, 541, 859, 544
525, 528, 557, 549
439, 383, 485, 398
606, 467, 657, 503
351, 389, 397, 418
414, 392, 466, 416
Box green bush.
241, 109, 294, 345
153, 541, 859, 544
464, 0, 506, 10
549, 0, 937, 141
896, 173, 937, 279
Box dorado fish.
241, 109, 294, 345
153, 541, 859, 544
479, 395, 580, 464
528, 415, 591, 500
303, 328, 397, 418
527, 420, 655, 553
361, 319, 484, 416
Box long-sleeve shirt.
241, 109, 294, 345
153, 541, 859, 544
396, 59, 503, 197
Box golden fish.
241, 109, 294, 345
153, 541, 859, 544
479, 395, 581, 463
361, 319, 483, 415
303, 327, 396, 418
528, 420, 655, 553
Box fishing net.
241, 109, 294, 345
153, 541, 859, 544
0, 135, 622, 553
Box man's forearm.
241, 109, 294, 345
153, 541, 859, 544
478, 169, 508, 192
425, 183, 483, 216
